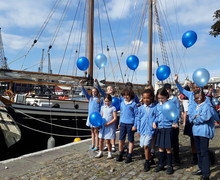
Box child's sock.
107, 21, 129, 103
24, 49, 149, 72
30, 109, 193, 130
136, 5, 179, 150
167, 153, 173, 167
159, 152, 165, 166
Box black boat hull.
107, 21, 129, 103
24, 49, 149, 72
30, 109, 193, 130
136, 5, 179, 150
1, 104, 90, 161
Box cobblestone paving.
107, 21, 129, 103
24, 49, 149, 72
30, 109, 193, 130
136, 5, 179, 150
1, 125, 220, 180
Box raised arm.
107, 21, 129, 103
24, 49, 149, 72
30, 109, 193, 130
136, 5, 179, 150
79, 80, 91, 100
174, 74, 192, 98
94, 79, 106, 97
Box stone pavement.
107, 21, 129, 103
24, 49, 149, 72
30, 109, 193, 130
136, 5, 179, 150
0, 125, 220, 180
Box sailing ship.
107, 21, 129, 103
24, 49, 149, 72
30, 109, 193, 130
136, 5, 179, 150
0, 0, 147, 160
0, 0, 180, 160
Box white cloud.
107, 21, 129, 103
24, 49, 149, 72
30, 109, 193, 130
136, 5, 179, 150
138, 60, 157, 71
105, 0, 133, 20
159, 0, 219, 26
0, 0, 51, 29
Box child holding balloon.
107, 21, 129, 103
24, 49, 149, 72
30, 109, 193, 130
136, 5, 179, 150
164, 83, 181, 164
137, 89, 157, 172
153, 88, 179, 175
79, 80, 103, 151
94, 79, 118, 152
95, 94, 117, 159
116, 88, 138, 163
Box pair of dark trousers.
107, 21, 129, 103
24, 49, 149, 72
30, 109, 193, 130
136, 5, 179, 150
194, 136, 210, 177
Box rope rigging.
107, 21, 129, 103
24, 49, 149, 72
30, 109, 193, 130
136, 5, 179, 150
9, 0, 61, 67
97, 0, 106, 81
58, 0, 82, 74
153, 2, 170, 67
102, 0, 124, 83
155, 0, 189, 80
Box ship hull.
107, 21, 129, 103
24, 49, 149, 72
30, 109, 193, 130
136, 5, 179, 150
0, 102, 90, 161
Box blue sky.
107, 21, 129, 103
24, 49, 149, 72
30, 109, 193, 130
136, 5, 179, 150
0, 0, 219, 85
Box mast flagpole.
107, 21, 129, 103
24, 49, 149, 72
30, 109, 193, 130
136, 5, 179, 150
148, 0, 153, 84
87, 0, 94, 86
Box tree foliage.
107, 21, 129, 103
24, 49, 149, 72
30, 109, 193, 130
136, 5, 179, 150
210, 10, 220, 37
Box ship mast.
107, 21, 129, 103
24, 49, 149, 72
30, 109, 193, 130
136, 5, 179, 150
87, 0, 94, 86
0, 28, 9, 69
148, 0, 153, 84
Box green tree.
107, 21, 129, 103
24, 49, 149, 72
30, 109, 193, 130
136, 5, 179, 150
210, 10, 220, 37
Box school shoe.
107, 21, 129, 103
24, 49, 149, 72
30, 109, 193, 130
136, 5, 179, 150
191, 169, 202, 175
144, 161, 150, 172
166, 166, 174, 175
95, 151, 103, 158
116, 154, 123, 162
154, 165, 164, 172
103, 146, 108, 151
125, 156, 132, 163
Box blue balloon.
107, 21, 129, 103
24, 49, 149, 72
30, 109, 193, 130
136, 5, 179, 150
182, 30, 197, 48
89, 112, 103, 127
112, 97, 120, 111
156, 65, 171, 81
161, 101, 178, 120
192, 68, 210, 87
95, 53, 107, 69
126, 55, 139, 70
212, 97, 219, 106
76, 57, 89, 71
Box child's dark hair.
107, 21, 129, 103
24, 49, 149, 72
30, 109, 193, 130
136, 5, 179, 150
142, 89, 155, 101
105, 94, 112, 102
156, 87, 169, 99
194, 90, 205, 97
121, 88, 135, 100
125, 82, 133, 88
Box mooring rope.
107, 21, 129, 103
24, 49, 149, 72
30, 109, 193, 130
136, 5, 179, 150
15, 121, 91, 138
9, 106, 90, 131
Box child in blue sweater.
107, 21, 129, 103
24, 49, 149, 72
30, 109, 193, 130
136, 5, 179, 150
116, 88, 138, 163
137, 89, 157, 171
153, 88, 178, 174
190, 90, 215, 180
79, 80, 103, 151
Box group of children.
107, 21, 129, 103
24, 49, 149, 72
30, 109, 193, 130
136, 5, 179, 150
79, 75, 218, 179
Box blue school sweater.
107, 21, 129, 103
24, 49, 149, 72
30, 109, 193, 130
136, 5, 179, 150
119, 100, 138, 127
176, 83, 219, 121
154, 101, 177, 128
190, 102, 215, 139
137, 103, 157, 136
